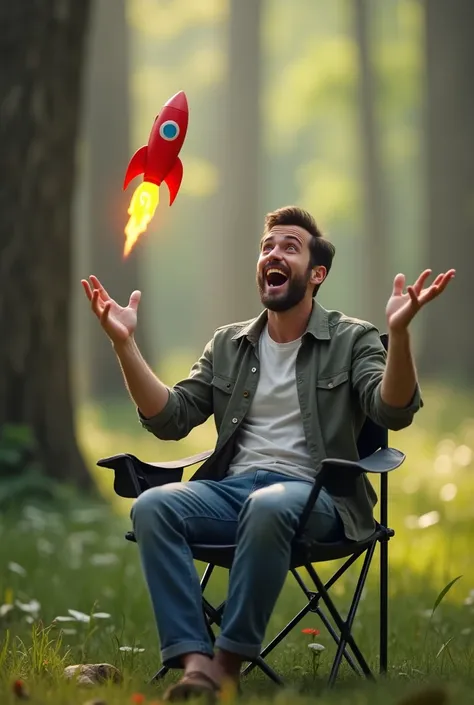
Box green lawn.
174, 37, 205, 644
1, 382, 474, 704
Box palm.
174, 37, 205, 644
101, 299, 136, 340
386, 269, 455, 332
81, 275, 141, 344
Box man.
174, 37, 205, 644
82, 206, 454, 702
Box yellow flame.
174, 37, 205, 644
124, 181, 160, 257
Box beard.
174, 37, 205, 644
257, 265, 312, 312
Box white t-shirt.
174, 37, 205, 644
227, 324, 315, 480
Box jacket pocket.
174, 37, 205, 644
316, 369, 349, 390
211, 374, 235, 394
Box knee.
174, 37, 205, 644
241, 485, 296, 534
131, 483, 180, 530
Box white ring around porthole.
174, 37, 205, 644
159, 120, 180, 141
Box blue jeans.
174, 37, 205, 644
131, 469, 343, 668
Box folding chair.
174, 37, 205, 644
97, 335, 406, 687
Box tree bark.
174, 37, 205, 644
80, 0, 151, 400
0, 0, 93, 489
420, 0, 474, 384
354, 0, 387, 329
212, 0, 263, 325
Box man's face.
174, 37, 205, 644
256, 225, 323, 312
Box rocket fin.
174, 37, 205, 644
163, 157, 183, 205
123, 145, 148, 190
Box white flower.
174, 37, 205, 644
16, 600, 41, 618
0, 604, 14, 618
92, 612, 111, 619
68, 609, 90, 623
308, 643, 325, 652
90, 553, 119, 566
8, 562, 27, 576
119, 646, 145, 653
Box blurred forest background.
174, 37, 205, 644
0, 0, 473, 510
2, 4, 474, 701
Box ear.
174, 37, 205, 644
310, 265, 327, 286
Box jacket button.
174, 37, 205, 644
243, 390, 249, 398
328, 381, 334, 388
251, 367, 257, 373
232, 417, 238, 424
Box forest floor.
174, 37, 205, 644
1, 382, 474, 704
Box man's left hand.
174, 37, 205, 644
385, 269, 456, 333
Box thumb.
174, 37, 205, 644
392, 273, 405, 296
128, 290, 141, 310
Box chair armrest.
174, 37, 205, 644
96, 450, 213, 498
295, 447, 405, 538
321, 447, 405, 475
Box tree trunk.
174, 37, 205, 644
81, 0, 151, 400
353, 0, 387, 329
212, 0, 263, 325
420, 0, 474, 384
0, 0, 93, 489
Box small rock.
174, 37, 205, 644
64, 664, 122, 687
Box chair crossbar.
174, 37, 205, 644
241, 544, 376, 682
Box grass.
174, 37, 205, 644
1, 380, 474, 704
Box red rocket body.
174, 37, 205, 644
123, 91, 189, 205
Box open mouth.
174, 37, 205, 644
265, 267, 289, 289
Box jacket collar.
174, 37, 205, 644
231, 300, 331, 345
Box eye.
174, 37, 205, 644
159, 120, 180, 141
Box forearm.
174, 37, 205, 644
381, 330, 418, 408
113, 337, 169, 419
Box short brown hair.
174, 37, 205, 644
263, 206, 335, 295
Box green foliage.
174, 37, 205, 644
0, 425, 55, 507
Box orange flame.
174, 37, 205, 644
124, 181, 160, 257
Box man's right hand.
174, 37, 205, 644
81, 274, 141, 345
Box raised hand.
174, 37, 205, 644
81, 275, 141, 344
385, 269, 455, 333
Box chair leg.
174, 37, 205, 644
150, 665, 169, 683
306, 547, 376, 686
380, 538, 388, 674
241, 601, 315, 677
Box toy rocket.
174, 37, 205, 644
122, 90, 189, 257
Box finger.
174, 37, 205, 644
407, 286, 421, 309
413, 269, 432, 295
431, 272, 445, 287
128, 290, 141, 311
100, 301, 111, 327
81, 279, 93, 302
418, 285, 439, 305
89, 275, 110, 302
392, 273, 405, 296
91, 289, 104, 317
438, 270, 456, 291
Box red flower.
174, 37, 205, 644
302, 628, 320, 636
131, 694, 145, 705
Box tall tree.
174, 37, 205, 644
0, 1, 93, 489
353, 0, 387, 329
420, 0, 474, 384
80, 0, 151, 400
212, 0, 263, 325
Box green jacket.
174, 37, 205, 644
140, 301, 422, 541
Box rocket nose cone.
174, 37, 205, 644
164, 90, 188, 113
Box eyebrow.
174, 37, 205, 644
260, 234, 303, 247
